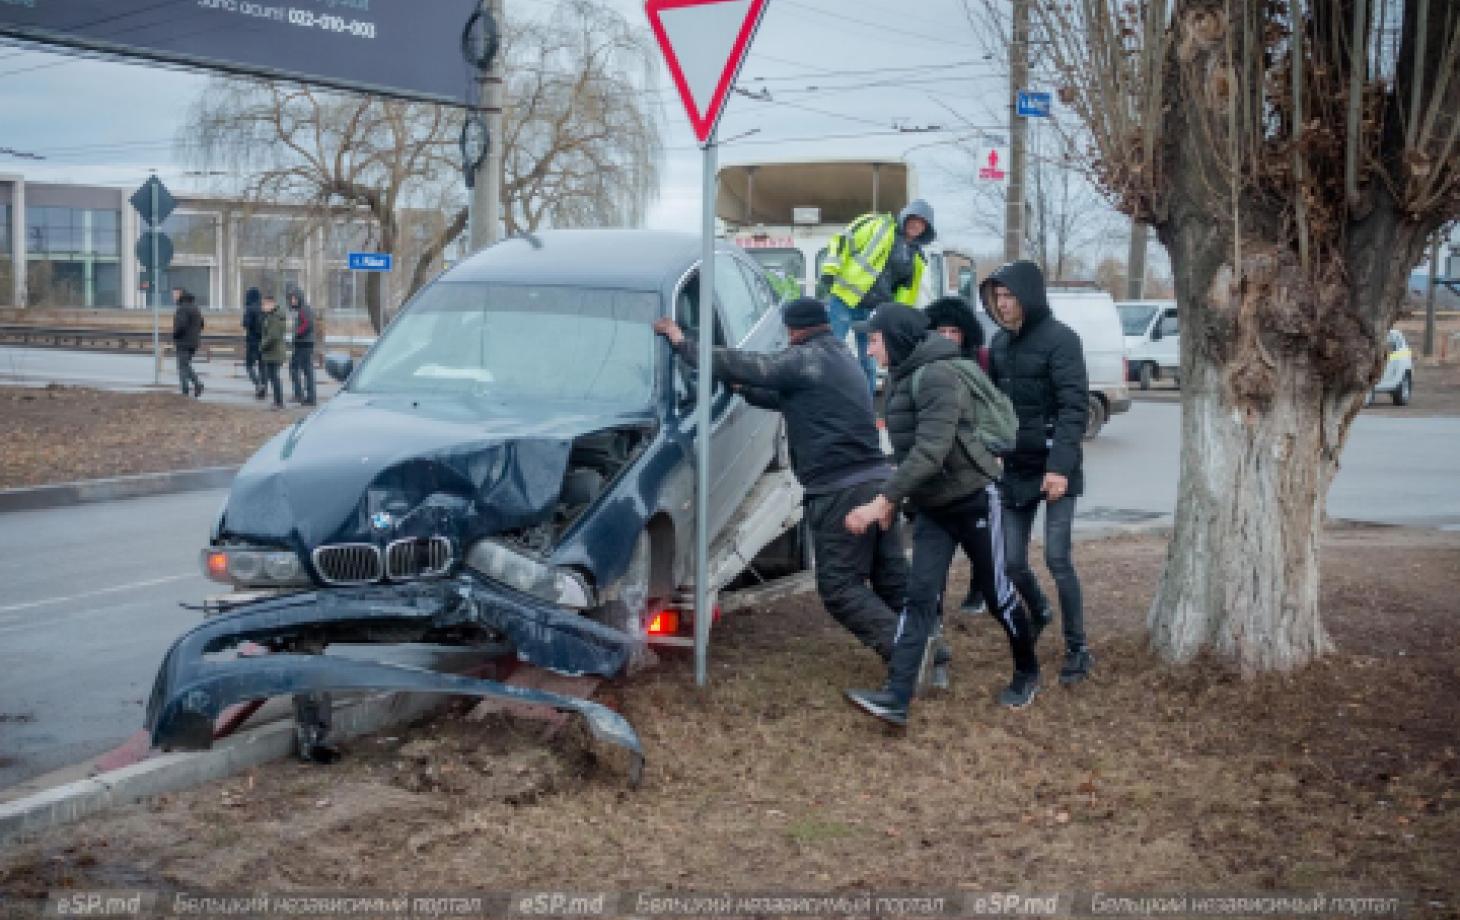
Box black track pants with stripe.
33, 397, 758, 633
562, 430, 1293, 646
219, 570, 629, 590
886, 483, 1038, 704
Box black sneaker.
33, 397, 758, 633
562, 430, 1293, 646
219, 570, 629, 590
194, 381, 204, 398
1029, 604, 1054, 645
959, 592, 987, 616
1059, 647, 1094, 686
998, 670, 1040, 709
254, 387, 266, 400
844, 688, 908, 728
928, 641, 952, 693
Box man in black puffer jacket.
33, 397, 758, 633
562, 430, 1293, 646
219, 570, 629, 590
842, 304, 1040, 727
652, 298, 905, 665
979, 261, 1093, 686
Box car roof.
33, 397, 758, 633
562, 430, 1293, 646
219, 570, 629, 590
444, 229, 731, 290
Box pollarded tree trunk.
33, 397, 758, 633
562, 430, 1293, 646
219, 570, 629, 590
1148, 204, 1423, 674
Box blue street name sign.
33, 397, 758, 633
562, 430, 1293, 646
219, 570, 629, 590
1017, 90, 1052, 118
348, 252, 393, 272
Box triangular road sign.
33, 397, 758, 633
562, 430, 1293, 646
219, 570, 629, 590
646, 0, 768, 145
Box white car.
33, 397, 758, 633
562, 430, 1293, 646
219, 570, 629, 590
1117, 299, 1180, 390
1368, 329, 1414, 406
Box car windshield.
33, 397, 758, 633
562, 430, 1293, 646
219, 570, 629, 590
1118, 304, 1158, 336
349, 282, 660, 407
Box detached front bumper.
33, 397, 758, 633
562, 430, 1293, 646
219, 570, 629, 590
146, 575, 643, 780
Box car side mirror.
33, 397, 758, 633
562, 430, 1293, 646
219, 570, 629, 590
324, 352, 354, 383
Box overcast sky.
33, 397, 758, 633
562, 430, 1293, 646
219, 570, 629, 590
0, 0, 1145, 267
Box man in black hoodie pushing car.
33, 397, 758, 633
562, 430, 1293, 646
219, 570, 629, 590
652, 297, 906, 667
843, 304, 1040, 727
980, 261, 1094, 686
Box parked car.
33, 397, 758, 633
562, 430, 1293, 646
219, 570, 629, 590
1368, 329, 1414, 406
1117, 299, 1180, 389
146, 230, 796, 768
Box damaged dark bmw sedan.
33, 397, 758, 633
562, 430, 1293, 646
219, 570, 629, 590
146, 230, 799, 780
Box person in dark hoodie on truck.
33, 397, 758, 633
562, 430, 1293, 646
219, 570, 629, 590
979, 261, 1094, 686
842, 304, 1040, 727
652, 297, 905, 667
820, 199, 938, 396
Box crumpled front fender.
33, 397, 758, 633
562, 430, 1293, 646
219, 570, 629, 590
145, 577, 643, 781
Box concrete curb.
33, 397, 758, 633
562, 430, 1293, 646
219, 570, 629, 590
0, 690, 443, 845
0, 466, 239, 513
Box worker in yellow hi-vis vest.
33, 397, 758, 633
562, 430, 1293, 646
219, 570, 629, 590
820, 198, 936, 396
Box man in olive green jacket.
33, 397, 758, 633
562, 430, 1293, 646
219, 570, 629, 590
259, 294, 288, 410
842, 303, 1039, 727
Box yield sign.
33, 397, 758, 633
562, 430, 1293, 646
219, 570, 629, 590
646, 0, 768, 144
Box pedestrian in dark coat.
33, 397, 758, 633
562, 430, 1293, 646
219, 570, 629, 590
171, 290, 205, 398
925, 295, 991, 615
651, 297, 906, 665
242, 287, 264, 397
259, 294, 287, 409
979, 260, 1093, 685
287, 287, 317, 406
842, 303, 1039, 727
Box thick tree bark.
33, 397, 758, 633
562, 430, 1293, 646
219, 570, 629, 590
1148, 246, 1340, 673
1149, 210, 1426, 674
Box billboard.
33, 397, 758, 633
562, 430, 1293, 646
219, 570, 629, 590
0, 0, 478, 105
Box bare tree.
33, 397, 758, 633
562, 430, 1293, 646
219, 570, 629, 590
184, 0, 661, 332
968, 0, 1460, 673
946, 130, 1117, 281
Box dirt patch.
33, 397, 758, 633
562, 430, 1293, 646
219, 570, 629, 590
2, 529, 1457, 912
0, 385, 309, 489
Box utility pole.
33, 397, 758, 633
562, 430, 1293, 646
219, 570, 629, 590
469, 0, 504, 251
1004, 0, 1029, 263
1424, 233, 1440, 358
1126, 218, 1148, 300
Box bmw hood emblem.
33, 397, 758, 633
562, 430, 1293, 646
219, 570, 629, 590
370, 511, 395, 533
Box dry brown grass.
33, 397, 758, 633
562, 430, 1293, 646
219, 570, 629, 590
1, 529, 1457, 913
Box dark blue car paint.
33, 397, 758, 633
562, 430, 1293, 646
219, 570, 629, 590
149, 231, 783, 778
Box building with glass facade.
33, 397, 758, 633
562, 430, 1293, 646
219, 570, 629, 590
0, 173, 448, 314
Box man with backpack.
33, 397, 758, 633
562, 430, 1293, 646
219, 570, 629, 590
925, 295, 993, 618
842, 303, 1039, 727
980, 261, 1094, 686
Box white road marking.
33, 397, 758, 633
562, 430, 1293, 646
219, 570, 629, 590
0, 574, 194, 618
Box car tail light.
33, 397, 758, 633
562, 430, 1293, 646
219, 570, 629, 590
204, 551, 230, 583
646, 610, 679, 635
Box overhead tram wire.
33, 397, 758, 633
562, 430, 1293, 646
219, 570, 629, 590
775, 0, 974, 50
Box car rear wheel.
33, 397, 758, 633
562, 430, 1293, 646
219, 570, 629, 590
1137, 361, 1154, 390
1083, 394, 1106, 440
1393, 372, 1412, 406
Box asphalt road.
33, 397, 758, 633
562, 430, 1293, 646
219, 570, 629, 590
0, 400, 1455, 791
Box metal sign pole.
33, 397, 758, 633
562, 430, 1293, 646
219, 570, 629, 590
150, 177, 161, 385
693, 132, 717, 688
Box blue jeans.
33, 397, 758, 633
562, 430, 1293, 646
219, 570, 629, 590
1002, 495, 1086, 651
827, 295, 878, 397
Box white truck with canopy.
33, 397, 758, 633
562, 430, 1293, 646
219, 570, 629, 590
716, 157, 948, 305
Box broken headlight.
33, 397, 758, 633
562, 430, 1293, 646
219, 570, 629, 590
464, 540, 594, 609
202, 546, 310, 588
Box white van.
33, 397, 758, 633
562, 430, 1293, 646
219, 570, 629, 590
976, 287, 1131, 438
1117, 299, 1180, 389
